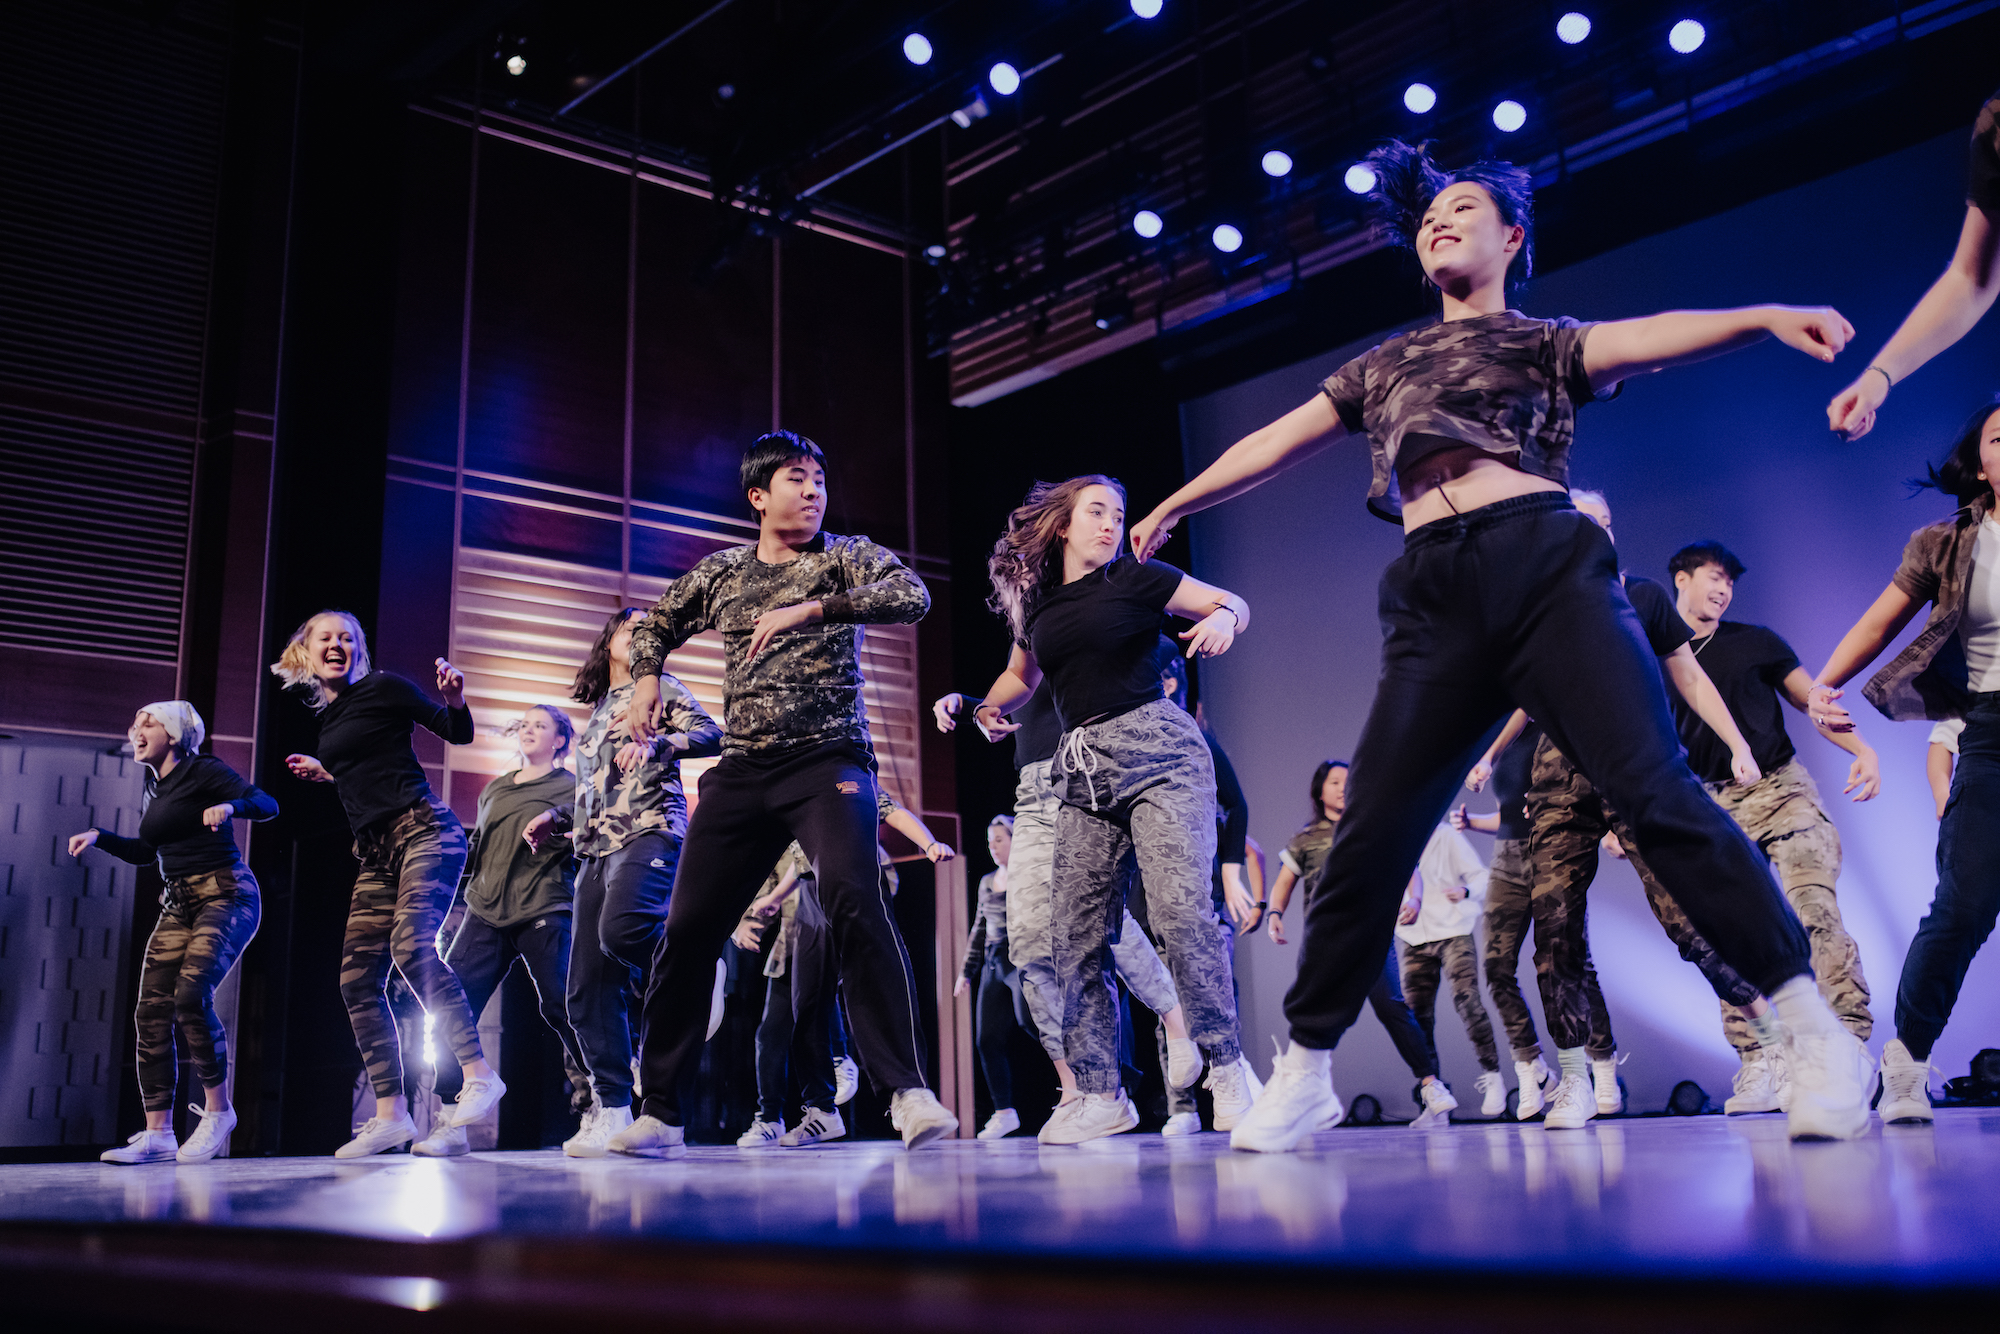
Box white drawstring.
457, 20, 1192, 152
1058, 728, 1104, 810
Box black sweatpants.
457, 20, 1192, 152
973, 947, 1020, 1113
569, 832, 678, 1108
638, 740, 926, 1124
439, 910, 592, 1111
755, 962, 841, 1123
1285, 493, 1811, 1049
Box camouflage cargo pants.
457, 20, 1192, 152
1399, 933, 1501, 1073
1528, 736, 1760, 1054
1480, 838, 1546, 1062
342, 796, 484, 1098
136, 862, 261, 1112
1709, 759, 1871, 1046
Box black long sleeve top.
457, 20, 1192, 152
314, 671, 474, 833
93, 754, 278, 879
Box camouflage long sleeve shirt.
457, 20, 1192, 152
561, 673, 721, 858
628, 532, 929, 756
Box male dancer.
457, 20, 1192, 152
610, 430, 957, 1155
1667, 541, 1877, 1103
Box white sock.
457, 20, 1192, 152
1770, 975, 1841, 1038
1557, 1047, 1588, 1080
1283, 1041, 1333, 1075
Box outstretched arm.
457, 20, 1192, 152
1829, 207, 1999, 440
1132, 396, 1348, 560
1582, 306, 1853, 395
1661, 645, 1761, 786
1779, 667, 1880, 800
1808, 582, 1924, 732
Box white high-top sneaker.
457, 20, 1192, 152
1036, 1091, 1139, 1145
1785, 1027, 1873, 1141
1877, 1039, 1937, 1125
1412, 1079, 1458, 1128
1725, 1053, 1783, 1114
889, 1088, 958, 1149
564, 1103, 632, 1158
1592, 1058, 1625, 1115
1542, 1072, 1595, 1130
1514, 1059, 1548, 1119
1476, 1071, 1506, 1117
1228, 1043, 1341, 1154
1205, 1057, 1262, 1131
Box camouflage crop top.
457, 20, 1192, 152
1318, 312, 1608, 523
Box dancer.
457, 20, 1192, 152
416, 705, 593, 1156
1809, 398, 2000, 1122
1827, 89, 1998, 440
952, 817, 1029, 1139
1667, 541, 1878, 1072
1455, 716, 1561, 1117
934, 688, 1196, 1124
975, 474, 1261, 1145
1396, 823, 1503, 1121
273, 612, 506, 1157
1129, 139, 1870, 1149
733, 841, 851, 1147
611, 430, 957, 1156
535, 606, 722, 1157
70, 703, 275, 1163
1269, 760, 1447, 1118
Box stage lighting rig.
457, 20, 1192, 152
1131, 0, 1164, 17
950, 92, 990, 128
1669, 19, 1706, 53
990, 62, 1021, 96
1344, 163, 1377, 194
1211, 224, 1243, 253
1557, 12, 1592, 44
1404, 82, 1436, 113
903, 33, 933, 66
1261, 150, 1293, 177
1131, 209, 1163, 239
1493, 100, 1526, 132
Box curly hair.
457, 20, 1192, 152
268, 610, 372, 711
1365, 138, 1534, 288
1914, 395, 2000, 507
986, 475, 1127, 642
571, 606, 645, 706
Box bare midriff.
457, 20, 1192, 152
1398, 445, 1566, 533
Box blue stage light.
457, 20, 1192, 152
1261, 150, 1293, 178
1556, 12, 1591, 44
1212, 224, 1243, 253
924, 244, 946, 260
1131, 0, 1164, 17
1493, 100, 1526, 133
903, 34, 933, 66
990, 62, 1021, 95
1132, 209, 1164, 239
1404, 82, 1436, 114
1344, 163, 1377, 194
1669, 19, 1705, 53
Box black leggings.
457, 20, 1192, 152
973, 951, 1020, 1112
755, 964, 841, 1122
1285, 493, 1811, 1049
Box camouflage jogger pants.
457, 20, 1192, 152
1050, 700, 1241, 1095
1480, 839, 1544, 1062
342, 796, 483, 1098
1008, 759, 1180, 1063
1709, 758, 1871, 1046
1528, 736, 1760, 1054
136, 862, 261, 1112
1399, 933, 1501, 1073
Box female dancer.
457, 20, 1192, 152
954, 816, 1028, 1139
1130, 140, 1870, 1149
534, 606, 721, 1157
272, 610, 504, 1157
71, 702, 275, 1163
732, 841, 847, 1147
976, 475, 1261, 1145
414, 704, 593, 1156
1810, 398, 2000, 1122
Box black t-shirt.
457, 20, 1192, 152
316, 671, 475, 833
1490, 720, 1543, 841
1670, 622, 1801, 783
1026, 557, 1184, 730
93, 753, 278, 879
1969, 88, 2000, 215
1625, 575, 1692, 657
1008, 687, 1063, 769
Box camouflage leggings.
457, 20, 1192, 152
1399, 934, 1501, 1073
1528, 736, 1760, 1053
341, 796, 483, 1098
1709, 759, 1871, 1046
136, 862, 261, 1112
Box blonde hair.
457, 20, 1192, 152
986, 475, 1126, 642
269, 609, 372, 711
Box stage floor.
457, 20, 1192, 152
5, 1109, 1998, 1290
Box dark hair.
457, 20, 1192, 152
740, 429, 827, 499
1667, 541, 1746, 583
528, 703, 576, 760
1366, 138, 1534, 288
987, 475, 1129, 641
1152, 634, 1189, 711
571, 606, 644, 706
1308, 758, 1350, 821
1914, 396, 2000, 507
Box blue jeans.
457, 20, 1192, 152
1897, 694, 2000, 1059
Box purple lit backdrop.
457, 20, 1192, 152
1184, 128, 2000, 1114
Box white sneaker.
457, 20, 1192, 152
1593, 1057, 1624, 1115
176, 1104, 235, 1162
1205, 1057, 1261, 1132
977, 1108, 1021, 1140
446, 1073, 507, 1127
336, 1114, 416, 1158
1165, 1037, 1202, 1090
564, 1103, 631, 1158
1160, 1111, 1203, 1137
608, 1113, 687, 1159
1036, 1090, 1139, 1145
1514, 1060, 1547, 1119
1786, 1027, 1872, 1141
411, 1122, 469, 1157
1542, 1072, 1595, 1130
1769, 1040, 1794, 1112
1878, 1040, 1936, 1124
889, 1087, 958, 1149
1229, 1043, 1340, 1153
833, 1056, 860, 1106
781, 1107, 847, 1147
1412, 1079, 1458, 1128
1725, 1053, 1783, 1115
1476, 1070, 1506, 1117
101, 1128, 178, 1164
736, 1117, 785, 1148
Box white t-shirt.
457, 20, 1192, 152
1930, 718, 1966, 753
1961, 515, 2000, 692
1396, 823, 1488, 946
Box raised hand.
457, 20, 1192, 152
436, 657, 465, 706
